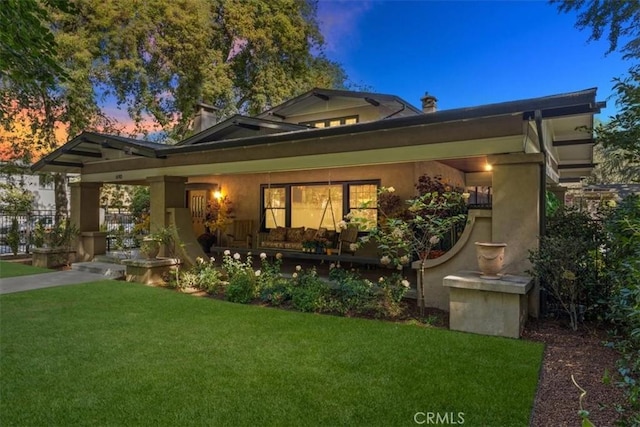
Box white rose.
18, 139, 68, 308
402, 280, 410, 288
380, 256, 391, 265
233, 253, 241, 260
292, 272, 298, 279
387, 186, 395, 193
260, 252, 267, 260
429, 236, 440, 245
224, 249, 231, 256
255, 270, 261, 276
296, 265, 302, 271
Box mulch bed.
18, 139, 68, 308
524, 319, 627, 426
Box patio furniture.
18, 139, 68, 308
226, 219, 254, 248
337, 225, 359, 256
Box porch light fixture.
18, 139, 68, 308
484, 163, 493, 172
213, 189, 223, 200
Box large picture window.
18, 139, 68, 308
260, 180, 379, 231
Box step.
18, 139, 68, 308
71, 262, 126, 279
93, 250, 140, 264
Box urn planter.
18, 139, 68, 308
140, 238, 160, 260
474, 242, 507, 279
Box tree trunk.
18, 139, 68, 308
54, 173, 68, 224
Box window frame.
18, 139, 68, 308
259, 179, 380, 232
299, 115, 359, 129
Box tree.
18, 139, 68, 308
552, 0, 640, 60
74, 0, 347, 140
0, 0, 72, 99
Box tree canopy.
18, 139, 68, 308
65, 0, 347, 140
552, 0, 640, 60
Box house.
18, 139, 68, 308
31, 88, 605, 313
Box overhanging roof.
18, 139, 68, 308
31, 88, 605, 181
31, 132, 167, 174
157, 87, 604, 156
176, 115, 308, 146
256, 88, 423, 120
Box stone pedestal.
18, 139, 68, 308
32, 247, 76, 268
443, 271, 533, 338
122, 258, 181, 286
78, 231, 108, 262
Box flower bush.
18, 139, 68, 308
170, 252, 412, 320
349, 183, 467, 314
205, 195, 233, 233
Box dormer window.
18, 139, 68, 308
300, 115, 358, 129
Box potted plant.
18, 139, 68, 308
139, 227, 176, 260
31, 219, 79, 268
197, 232, 216, 253
140, 237, 160, 259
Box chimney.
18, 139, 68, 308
420, 92, 437, 113
193, 102, 218, 132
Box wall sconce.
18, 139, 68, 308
484, 163, 493, 172
213, 189, 223, 200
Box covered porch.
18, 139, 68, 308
31, 88, 603, 315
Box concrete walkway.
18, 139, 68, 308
0, 270, 116, 295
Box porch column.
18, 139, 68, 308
488, 153, 543, 317
70, 181, 106, 261
148, 176, 187, 256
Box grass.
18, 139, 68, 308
0, 260, 51, 278
0, 281, 544, 426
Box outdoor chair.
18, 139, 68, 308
337, 225, 359, 256
226, 219, 254, 248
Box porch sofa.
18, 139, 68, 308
259, 226, 337, 251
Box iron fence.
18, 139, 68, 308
102, 212, 138, 251
0, 210, 57, 255
0, 209, 140, 255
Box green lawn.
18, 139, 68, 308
0, 281, 544, 426
0, 260, 51, 278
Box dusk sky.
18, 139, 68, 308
317, 0, 630, 119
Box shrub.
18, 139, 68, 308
6, 218, 20, 255
528, 206, 607, 330
226, 271, 255, 304
374, 274, 411, 319
255, 252, 283, 294
603, 195, 640, 422
290, 267, 330, 313
330, 267, 376, 315
259, 277, 291, 306
221, 251, 253, 281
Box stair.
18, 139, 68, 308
71, 261, 126, 280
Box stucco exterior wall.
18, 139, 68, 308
186, 160, 463, 223
416, 210, 493, 311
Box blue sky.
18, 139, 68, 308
317, 0, 630, 119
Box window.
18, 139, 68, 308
465, 186, 492, 207
260, 180, 379, 231
263, 187, 286, 229
348, 184, 378, 230
291, 184, 342, 229
300, 115, 359, 129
